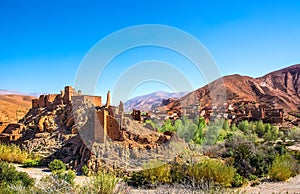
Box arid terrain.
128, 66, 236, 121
0, 94, 35, 123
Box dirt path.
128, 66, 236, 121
14, 164, 300, 193
241, 175, 300, 194
13, 164, 90, 185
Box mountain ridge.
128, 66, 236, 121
174, 64, 300, 111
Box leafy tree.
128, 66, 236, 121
238, 121, 249, 132
248, 122, 257, 133
264, 123, 271, 133
159, 119, 176, 133
193, 117, 206, 144
203, 123, 221, 145
255, 120, 265, 137
263, 125, 279, 141
177, 117, 197, 142
231, 123, 238, 131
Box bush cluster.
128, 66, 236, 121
186, 158, 236, 187
47, 159, 75, 186
80, 172, 120, 194
23, 158, 43, 167
48, 159, 66, 172
269, 154, 300, 181
0, 161, 35, 191
129, 158, 238, 188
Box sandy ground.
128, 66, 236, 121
14, 164, 300, 193
13, 164, 90, 186
240, 175, 300, 194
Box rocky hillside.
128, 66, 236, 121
17, 102, 183, 173
124, 91, 188, 112
172, 64, 300, 111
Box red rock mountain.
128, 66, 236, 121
177, 64, 300, 111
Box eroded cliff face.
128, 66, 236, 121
257, 64, 300, 110
19, 104, 89, 170
18, 103, 184, 172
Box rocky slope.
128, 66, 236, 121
17, 103, 184, 173
170, 64, 300, 111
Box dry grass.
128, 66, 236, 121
0, 143, 32, 163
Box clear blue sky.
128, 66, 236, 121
1, 0, 300, 101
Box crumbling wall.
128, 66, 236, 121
32, 99, 39, 109
39, 95, 46, 108
95, 110, 107, 143
106, 115, 121, 141
131, 109, 141, 121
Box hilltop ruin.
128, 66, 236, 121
0, 86, 183, 172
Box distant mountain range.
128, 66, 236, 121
0, 89, 40, 97
124, 91, 188, 112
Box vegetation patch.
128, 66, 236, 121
269, 154, 300, 181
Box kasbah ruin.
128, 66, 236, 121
0, 86, 140, 142
0, 85, 286, 172
0, 86, 184, 171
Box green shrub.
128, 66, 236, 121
0, 161, 35, 188
187, 158, 236, 187
248, 174, 257, 181
48, 159, 75, 186
225, 134, 273, 177
82, 165, 90, 176
23, 158, 42, 167
158, 119, 176, 133
269, 154, 300, 181
80, 172, 119, 194
48, 159, 66, 173
54, 169, 76, 186
232, 173, 247, 187
169, 163, 186, 184
203, 124, 221, 145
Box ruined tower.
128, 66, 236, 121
119, 101, 124, 113
63, 86, 75, 104
106, 90, 111, 107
